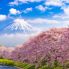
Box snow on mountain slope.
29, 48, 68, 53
4, 19, 34, 34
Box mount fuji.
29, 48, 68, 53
2, 19, 35, 34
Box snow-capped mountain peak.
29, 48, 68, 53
4, 19, 33, 33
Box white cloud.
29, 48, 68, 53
9, 0, 69, 6
53, 6, 69, 20
28, 17, 69, 28
23, 8, 32, 13
47, 0, 69, 27
36, 5, 46, 12
19, 0, 42, 3
52, 14, 69, 27
58, 2, 69, 19
9, 0, 18, 6
62, 7, 69, 15
0, 15, 7, 21
27, 18, 59, 24
45, 0, 63, 6
9, 0, 42, 6
9, 8, 20, 15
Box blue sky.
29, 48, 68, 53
0, 0, 69, 46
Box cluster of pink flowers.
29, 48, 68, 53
0, 28, 69, 64
0, 46, 14, 59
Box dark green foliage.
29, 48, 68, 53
39, 65, 52, 69
38, 59, 63, 69
52, 60, 62, 67
40, 58, 47, 66
39, 65, 48, 69
0, 56, 3, 59
24, 64, 35, 69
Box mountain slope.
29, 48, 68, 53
3, 19, 34, 34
